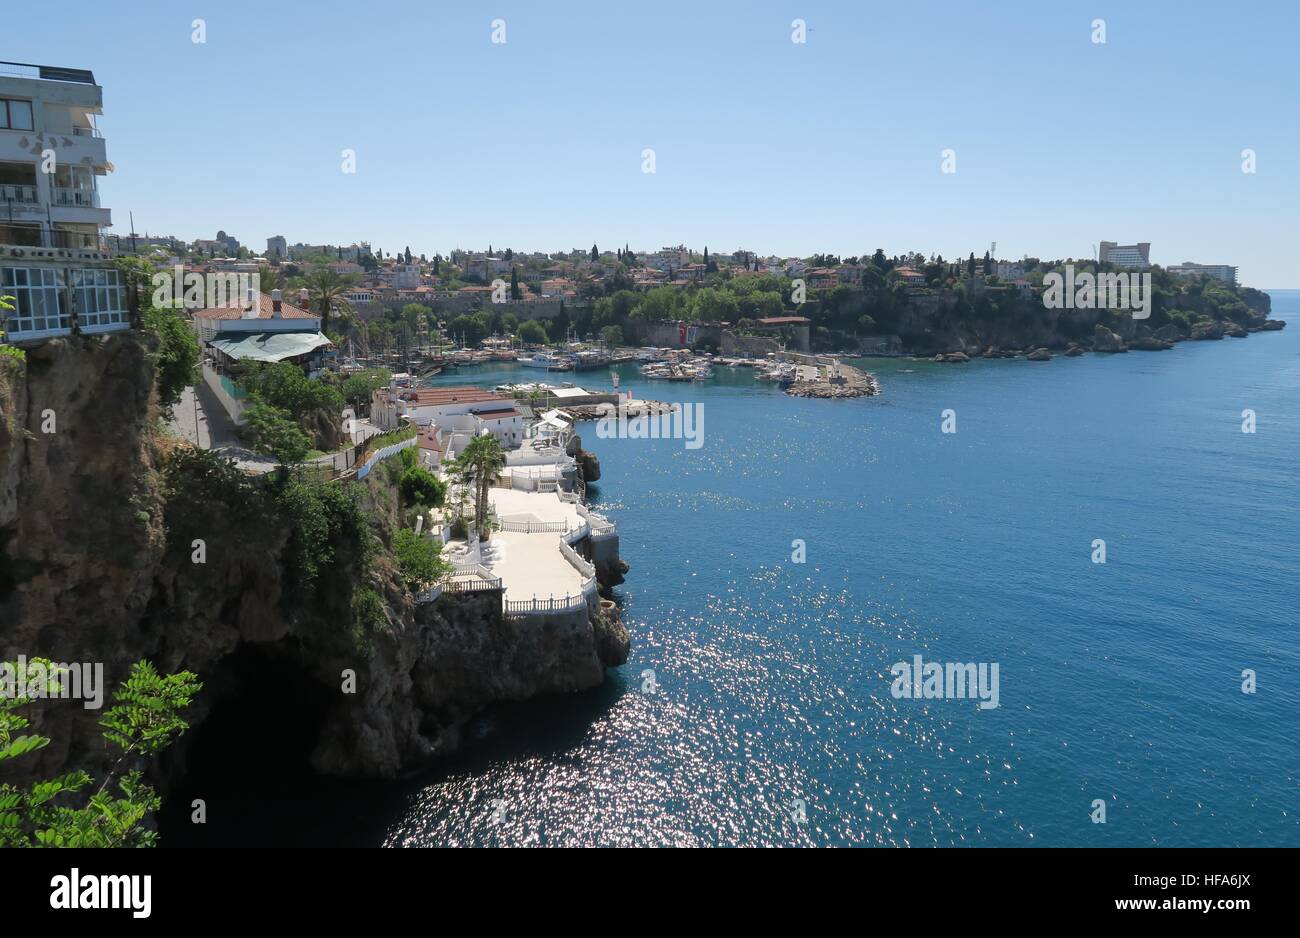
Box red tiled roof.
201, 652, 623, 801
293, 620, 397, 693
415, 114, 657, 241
191, 292, 317, 321
471, 407, 520, 419
757, 316, 811, 326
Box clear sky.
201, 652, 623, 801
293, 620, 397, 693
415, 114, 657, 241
11, 0, 1299, 285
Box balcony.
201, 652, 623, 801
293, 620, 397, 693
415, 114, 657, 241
0, 224, 108, 252
0, 183, 37, 205
0, 62, 95, 84
54, 187, 99, 208
0, 61, 102, 111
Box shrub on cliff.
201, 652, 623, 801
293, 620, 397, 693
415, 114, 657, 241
141, 305, 198, 412
242, 400, 313, 465
399, 466, 445, 510
391, 528, 448, 590
273, 474, 375, 593
0, 295, 23, 363
0, 659, 200, 847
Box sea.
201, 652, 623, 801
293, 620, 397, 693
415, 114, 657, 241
168, 291, 1300, 847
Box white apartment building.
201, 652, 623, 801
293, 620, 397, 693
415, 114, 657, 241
371, 385, 524, 446
1167, 262, 1238, 286
1, 61, 125, 343
1098, 241, 1151, 269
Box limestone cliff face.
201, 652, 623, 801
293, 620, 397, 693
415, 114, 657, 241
0, 335, 166, 780
0, 333, 629, 789
313, 592, 628, 775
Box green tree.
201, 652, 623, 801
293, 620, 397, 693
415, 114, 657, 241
238, 361, 343, 420
303, 266, 356, 334
242, 400, 312, 464
688, 287, 739, 322
600, 324, 624, 349
510, 265, 521, 300
450, 434, 506, 540
517, 319, 548, 345
0, 659, 201, 847
391, 529, 449, 590
341, 368, 391, 414
399, 466, 446, 509
142, 305, 199, 413
400, 303, 432, 333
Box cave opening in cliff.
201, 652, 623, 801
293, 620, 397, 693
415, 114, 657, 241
163, 642, 333, 800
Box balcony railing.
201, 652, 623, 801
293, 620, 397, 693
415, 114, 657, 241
0, 225, 107, 251
54, 188, 100, 208
71, 126, 102, 139
0, 184, 38, 204
0, 61, 95, 84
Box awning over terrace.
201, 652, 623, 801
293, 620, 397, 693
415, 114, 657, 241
208, 331, 332, 363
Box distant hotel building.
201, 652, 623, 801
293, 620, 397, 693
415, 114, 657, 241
266, 235, 288, 259
1, 61, 126, 343
1098, 241, 1151, 268
1166, 262, 1238, 286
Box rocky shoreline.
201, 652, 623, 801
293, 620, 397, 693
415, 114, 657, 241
926, 318, 1287, 363
785, 362, 881, 399
560, 400, 677, 420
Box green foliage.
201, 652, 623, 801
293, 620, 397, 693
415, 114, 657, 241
341, 368, 390, 413
517, 319, 548, 344
242, 401, 312, 465
449, 433, 506, 540
391, 529, 448, 590
359, 422, 417, 461
600, 324, 624, 349
399, 466, 445, 509
142, 304, 200, 412
272, 472, 375, 599
161, 447, 268, 552
348, 588, 386, 653
0, 294, 23, 360
238, 361, 343, 419
0, 659, 200, 848
302, 266, 357, 333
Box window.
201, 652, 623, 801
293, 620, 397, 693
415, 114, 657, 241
1, 267, 68, 336
72, 268, 126, 329
0, 99, 35, 131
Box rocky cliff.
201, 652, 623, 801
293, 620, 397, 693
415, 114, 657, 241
0, 333, 629, 791
821, 282, 1282, 357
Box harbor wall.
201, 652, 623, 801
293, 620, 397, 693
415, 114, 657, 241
627, 319, 724, 349
721, 332, 781, 357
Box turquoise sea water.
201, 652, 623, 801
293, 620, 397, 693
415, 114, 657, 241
174, 293, 1300, 847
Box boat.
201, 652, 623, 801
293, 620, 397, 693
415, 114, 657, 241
517, 352, 571, 370
570, 349, 612, 371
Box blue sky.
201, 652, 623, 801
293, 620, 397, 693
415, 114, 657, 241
12, 0, 1299, 285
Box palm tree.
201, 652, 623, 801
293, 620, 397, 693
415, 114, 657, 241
303, 267, 356, 334
257, 265, 286, 294
450, 433, 506, 540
